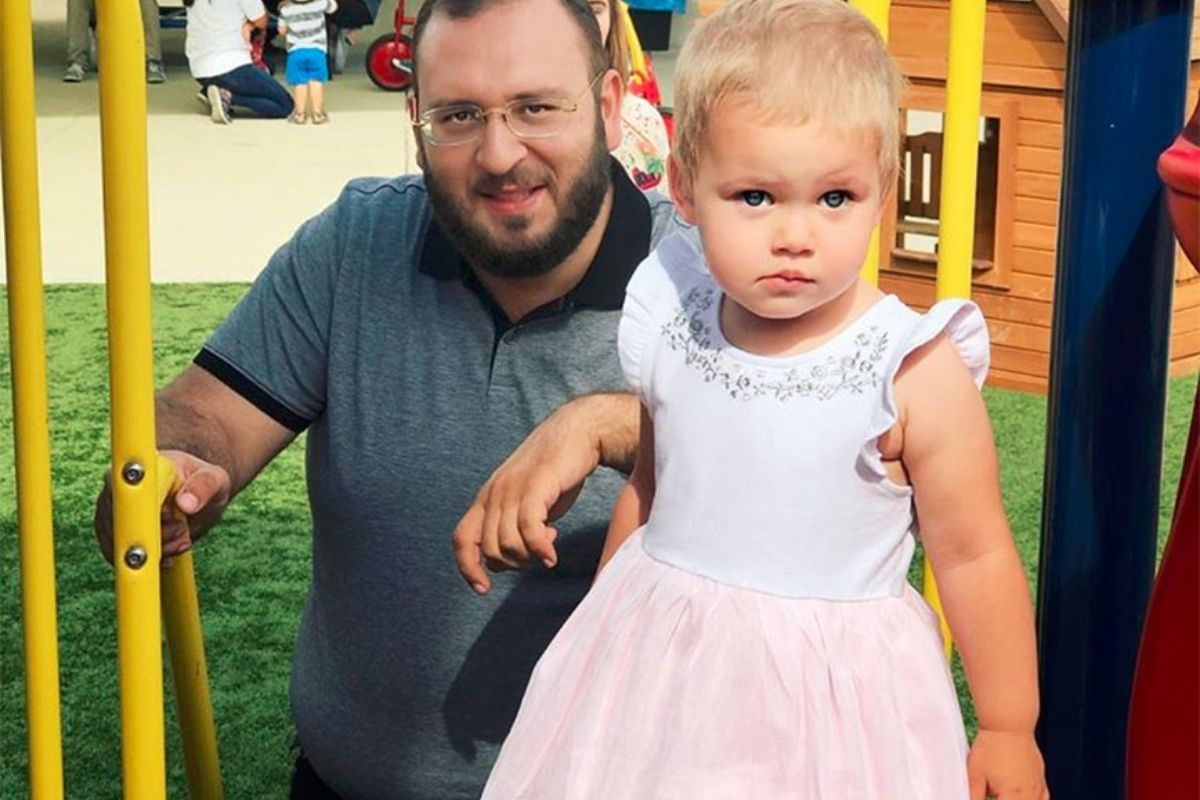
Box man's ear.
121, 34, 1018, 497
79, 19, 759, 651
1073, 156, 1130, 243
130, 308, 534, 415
409, 94, 428, 171
600, 68, 625, 153
668, 156, 697, 225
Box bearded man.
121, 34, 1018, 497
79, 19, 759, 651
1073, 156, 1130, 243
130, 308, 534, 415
92, 0, 684, 796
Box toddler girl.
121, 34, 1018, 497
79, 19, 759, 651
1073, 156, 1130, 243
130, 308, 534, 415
481, 0, 1048, 797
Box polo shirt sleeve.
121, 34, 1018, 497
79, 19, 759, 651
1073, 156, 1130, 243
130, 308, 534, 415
195, 192, 347, 433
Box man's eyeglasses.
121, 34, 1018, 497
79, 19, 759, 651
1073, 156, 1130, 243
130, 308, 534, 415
412, 71, 606, 147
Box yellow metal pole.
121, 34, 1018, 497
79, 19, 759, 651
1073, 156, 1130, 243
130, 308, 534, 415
160, 459, 225, 800
0, 0, 66, 796
850, 0, 891, 286
94, 0, 167, 795
849, 0, 890, 48
163, 555, 225, 800
936, 0, 986, 301
925, 0, 987, 661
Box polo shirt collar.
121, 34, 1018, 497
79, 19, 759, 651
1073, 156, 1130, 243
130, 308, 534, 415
418, 157, 653, 311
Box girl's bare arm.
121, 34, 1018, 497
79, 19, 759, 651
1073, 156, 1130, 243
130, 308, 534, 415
598, 403, 655, 573
896, 335, 1046, 796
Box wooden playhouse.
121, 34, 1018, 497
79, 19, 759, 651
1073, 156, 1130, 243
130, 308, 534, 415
877, 0, 1200, 392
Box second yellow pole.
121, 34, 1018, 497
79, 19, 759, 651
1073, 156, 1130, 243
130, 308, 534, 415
926, 0, 987, 660
936, 0, 986, 301
94, 0, 167, 796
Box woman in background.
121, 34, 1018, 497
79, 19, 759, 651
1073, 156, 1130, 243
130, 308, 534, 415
185, 0, 295, 124
592, 0, 671, 192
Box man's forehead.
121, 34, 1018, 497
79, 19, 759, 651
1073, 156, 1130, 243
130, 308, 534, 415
417, 0, 592, 103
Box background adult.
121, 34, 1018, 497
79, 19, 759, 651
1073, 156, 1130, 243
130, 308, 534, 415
94, 0, 682, 796
63, 0, 167, 83
592, 0, 671, 191
184, 0, 295, 123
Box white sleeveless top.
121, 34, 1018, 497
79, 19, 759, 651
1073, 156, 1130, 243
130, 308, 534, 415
618, 233, 990, 600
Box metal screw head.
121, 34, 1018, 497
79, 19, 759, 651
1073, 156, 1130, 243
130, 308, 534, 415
124, 546, 148, 570
121, 462, 145, 485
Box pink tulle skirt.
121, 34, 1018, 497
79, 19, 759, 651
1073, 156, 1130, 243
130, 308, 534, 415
483, 531, 969, 799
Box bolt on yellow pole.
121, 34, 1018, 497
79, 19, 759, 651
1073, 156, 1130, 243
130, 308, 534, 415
94, 0, 168, 793
1, 0, 66, 796
925, 0, 987, 661
850, 0, 890, 286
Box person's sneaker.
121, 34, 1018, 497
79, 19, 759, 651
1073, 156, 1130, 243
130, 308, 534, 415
146, 59, 167, 84
206, 84, 232, 124
62, 61, 86, 83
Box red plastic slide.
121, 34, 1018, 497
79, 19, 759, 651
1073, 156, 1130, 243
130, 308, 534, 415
1126, 90, 1200, 800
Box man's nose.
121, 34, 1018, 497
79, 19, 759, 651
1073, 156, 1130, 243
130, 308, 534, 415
475, 113, 527, 176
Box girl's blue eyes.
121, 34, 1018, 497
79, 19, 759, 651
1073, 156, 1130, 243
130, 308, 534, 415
740, 190, 772, 207
736, 189, 854, 208
820, 190, 850, 208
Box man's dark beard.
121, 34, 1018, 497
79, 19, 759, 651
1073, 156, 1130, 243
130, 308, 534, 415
424, 122, 611, 279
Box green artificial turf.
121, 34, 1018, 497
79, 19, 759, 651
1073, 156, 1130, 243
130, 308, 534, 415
1, 284, 1196, 797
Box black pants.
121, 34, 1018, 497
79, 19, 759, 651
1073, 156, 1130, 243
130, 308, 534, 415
289, 752, 344, 800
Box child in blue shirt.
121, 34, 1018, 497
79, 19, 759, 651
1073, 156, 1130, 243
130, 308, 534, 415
278, 0, 337, 123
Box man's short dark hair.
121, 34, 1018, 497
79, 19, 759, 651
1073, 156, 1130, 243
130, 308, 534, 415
411, 0, 609, 97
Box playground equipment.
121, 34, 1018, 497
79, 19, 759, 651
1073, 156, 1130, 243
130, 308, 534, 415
1036, 1, 1194, 797
1, 0, 1195, 798
850, 0, 987, 659
1125, 89, 1200, 800
1, 0, 223, 798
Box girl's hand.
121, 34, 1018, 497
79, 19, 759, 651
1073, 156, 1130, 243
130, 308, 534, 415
241, 21, 253, 42
967, 729, 1049, 799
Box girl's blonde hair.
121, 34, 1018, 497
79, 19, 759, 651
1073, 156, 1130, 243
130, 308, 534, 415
672, 0, 905, 187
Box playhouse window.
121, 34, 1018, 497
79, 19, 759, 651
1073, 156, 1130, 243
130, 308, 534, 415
886, 102, 1016, 291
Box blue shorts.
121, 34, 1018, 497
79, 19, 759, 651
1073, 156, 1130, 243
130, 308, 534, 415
287, 48, 329, 85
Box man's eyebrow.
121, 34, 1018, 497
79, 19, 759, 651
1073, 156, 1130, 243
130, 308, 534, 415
420, 97, 480, 109
509, 86, 574, 100
425, 85, 575, 107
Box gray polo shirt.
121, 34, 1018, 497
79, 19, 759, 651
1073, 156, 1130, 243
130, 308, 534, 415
196, 161, 686, 799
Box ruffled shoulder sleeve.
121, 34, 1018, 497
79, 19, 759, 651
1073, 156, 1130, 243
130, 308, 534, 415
860, 299, 990, 478
617, 231, 707, 398
901, 299, 989, 387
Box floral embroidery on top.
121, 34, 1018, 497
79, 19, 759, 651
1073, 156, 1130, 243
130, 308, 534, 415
661, 286, 890, 401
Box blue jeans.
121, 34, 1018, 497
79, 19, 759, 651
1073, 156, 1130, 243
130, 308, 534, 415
198, 64, 294, 119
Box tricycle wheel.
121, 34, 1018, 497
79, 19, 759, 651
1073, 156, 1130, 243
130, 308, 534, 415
365, 34, 413, 92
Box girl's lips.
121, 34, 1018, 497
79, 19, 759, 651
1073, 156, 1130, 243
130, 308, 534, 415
760, 273, 815, 291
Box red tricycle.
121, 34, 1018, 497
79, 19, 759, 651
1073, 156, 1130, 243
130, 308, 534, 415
364, 0, 415, 92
